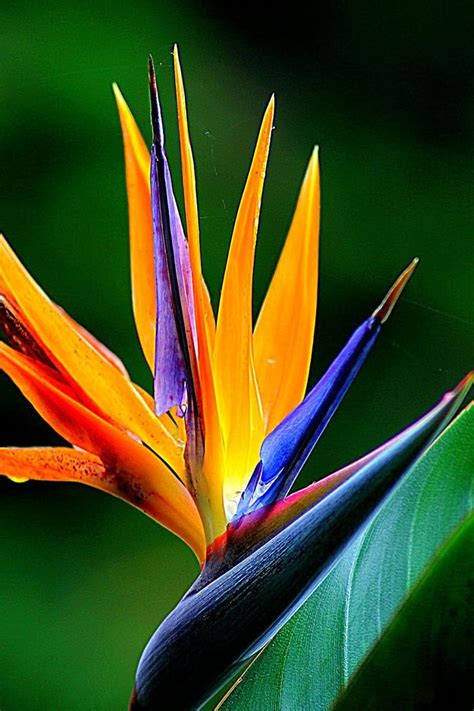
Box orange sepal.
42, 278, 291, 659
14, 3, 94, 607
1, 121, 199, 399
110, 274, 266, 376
0, 447, 202, 544
254, 148, 320, 434
58, 305, 130, 379
59, 307, 185, 452
0, 234, 183, 474
0, 344, 205, 559
173, 45, 226, 537
113, 84, 156, 371
0, 446, 111, 487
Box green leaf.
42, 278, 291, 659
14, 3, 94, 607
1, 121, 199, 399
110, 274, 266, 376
220, 404, 474, 711
334, 516, 474, 710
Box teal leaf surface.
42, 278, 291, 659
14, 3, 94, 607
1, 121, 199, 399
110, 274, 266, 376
334, 516, 474, 710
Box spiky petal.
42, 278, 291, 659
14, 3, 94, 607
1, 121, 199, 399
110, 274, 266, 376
237, 260, 419, 516
113, 84, 156, 371
148, 57, 196, 416
0, 235, 181, 469
254, 147, 320, 434
172, 46, 226, 537
213, 97, 274, 514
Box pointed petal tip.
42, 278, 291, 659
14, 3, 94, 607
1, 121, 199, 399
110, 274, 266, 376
372, 258, 419, 324
448, 370, 474, 400
172, 45, 182, 77
307, 145, 320, 175
148, 56, 164, 147
265, 94, 275, 121
148, 54, 156, 88
148, 55, 159, 104
112, 82, 125, 108
172, 45, 184, 92
260, 95, 275, 136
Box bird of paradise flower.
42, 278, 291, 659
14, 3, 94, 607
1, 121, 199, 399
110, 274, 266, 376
0, 47, 471, 710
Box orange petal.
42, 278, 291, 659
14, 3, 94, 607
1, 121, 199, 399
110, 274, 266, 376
0, 446, 201, 546
1, 289, 184, 458
58, 305, 130, 379
0, 446, 111, 487
0, 345, 205, 559
134, 383, 187, 467
173, 46, 226, 537
0, 293, 56, 369
213, 97, 274, 512
172, 46, 216, 350
113, 84, 156, 371
254, 148, 320, 433
57, 307, 185, 452
0, 235, 182, 473
2, 282, 129, 381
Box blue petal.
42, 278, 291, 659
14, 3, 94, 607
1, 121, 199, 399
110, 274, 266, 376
237, 317, 379, 516
237, 260, 418, 517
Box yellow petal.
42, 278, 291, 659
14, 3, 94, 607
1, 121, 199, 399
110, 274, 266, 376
0, 345, 205, 559
173, 46, 226, 537
113, 84, 156, 371
0, 235, 182, 474
254, 148, 320, 433
213, 97, 274, 512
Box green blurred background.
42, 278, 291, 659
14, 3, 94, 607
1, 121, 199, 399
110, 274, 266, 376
1, 1, 473, 708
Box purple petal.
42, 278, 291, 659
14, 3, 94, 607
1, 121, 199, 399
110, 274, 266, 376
148, 58, 198, 424
151, 146, 187, 415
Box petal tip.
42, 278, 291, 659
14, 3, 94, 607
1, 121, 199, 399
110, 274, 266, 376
148, 56, 165, 148
112, 82, 128, 114
372, 257, 419, 324
112, 82, 125, 109
265, 94, 275, 120
449, 370, 474, 400
172, 44, 182, 79
148, 53, 155, 87
308, 145, 320, 175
